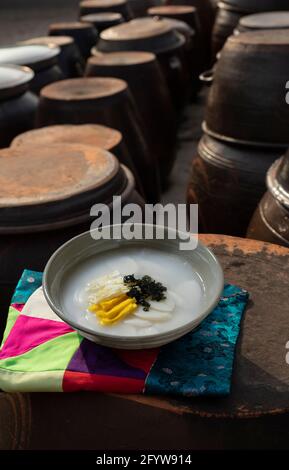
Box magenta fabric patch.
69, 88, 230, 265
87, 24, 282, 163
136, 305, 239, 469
11, 303, 25, 312
0, 314, 74, 360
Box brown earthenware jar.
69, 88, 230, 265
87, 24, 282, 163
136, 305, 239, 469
247, 153, 289, 247
79, 0, 133, 20
128, 0, 157, 17
204, 30, 289, 148
49, 22, 98, 59
80, 12, 124, 33
212, 0, 289, 58
148, 5, 206, 79
19, 36, 84, 78
0, 65, 38, 148
0, 45, 63, 95
0, 143, 144, 335
11, 123, 139, 193
187, 133, 282, 237
96, 17, 188, 109
212, 2, 243, 58
85, 51, 176, 182
36, 77, 161, 202
165, 0, 214, 66
0, 65, 38, 147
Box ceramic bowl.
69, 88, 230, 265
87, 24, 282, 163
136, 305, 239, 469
43, 224, 224, 349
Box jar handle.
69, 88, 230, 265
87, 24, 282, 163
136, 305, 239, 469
199, 69, 214, 86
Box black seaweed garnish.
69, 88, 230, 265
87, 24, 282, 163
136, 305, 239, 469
124, 274, 167, 311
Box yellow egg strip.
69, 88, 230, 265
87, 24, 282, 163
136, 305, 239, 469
99, 294, 128, 311
100, 302, 137, 325
97, 298, 134, 319
89, 294, 137, 325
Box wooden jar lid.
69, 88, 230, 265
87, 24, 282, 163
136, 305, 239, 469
12, 124, 122, 152
40, 77, 127, 102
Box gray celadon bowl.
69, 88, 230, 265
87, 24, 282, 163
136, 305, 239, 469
43, 224, 224, 349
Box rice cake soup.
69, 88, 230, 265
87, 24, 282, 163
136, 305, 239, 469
61, 246, 204, 336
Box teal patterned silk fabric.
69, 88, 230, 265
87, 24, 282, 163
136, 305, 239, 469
145, 284, 249, 396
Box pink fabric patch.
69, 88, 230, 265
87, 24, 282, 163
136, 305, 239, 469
0, 315, 74, 359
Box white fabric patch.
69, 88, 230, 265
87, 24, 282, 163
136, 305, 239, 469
21, 287, 63, 323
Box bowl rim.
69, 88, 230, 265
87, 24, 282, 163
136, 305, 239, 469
43, 224, 224, 342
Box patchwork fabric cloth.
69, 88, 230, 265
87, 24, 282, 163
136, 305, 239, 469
0, 270, 249, 396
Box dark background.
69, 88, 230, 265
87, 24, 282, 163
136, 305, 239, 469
0, 0, 204, 204
0, 0, 79, 45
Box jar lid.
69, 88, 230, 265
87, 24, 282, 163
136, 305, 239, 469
80, 12, 124, 30
99, 17, 185, 53
49, 21, 95, 32
101, 17, 171, 40
148, 5, 196, 15
19, 36, 74, 49
81, 12, 123, 22
0, 143, 119, 206
0, 144, 128, 231
228, 29, 289, 46
0, 45, 60, 71
12, 124, 123, 152
40, 77, 127, 102
0, 64, 34, 99
80, 0, 127, 6
222, 0, 289, 13
89, 50, 155, 66
239, 11, 289, 30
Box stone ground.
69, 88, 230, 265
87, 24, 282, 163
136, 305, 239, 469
0, 0, 206, 205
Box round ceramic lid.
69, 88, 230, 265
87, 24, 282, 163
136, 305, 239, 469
228, 29, 289, 46
0, 144, 119, 207
239, 12, 289, 30
19, 36, 74, 47
0, 64, 34, 92
80, 0, 127, 7
148, 5, 196, 15
99, 17, 184, 53
0, 45, 60, 67
223, 0, 289, 12
41, 77, 127, 101
12, 124, 122, 151
89, 50, 155, 65
49, 21, 93, 31
81, 12, 123, 22
101, 17, 173, 40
